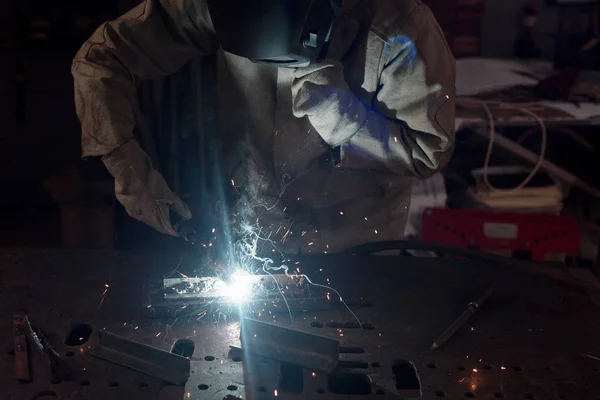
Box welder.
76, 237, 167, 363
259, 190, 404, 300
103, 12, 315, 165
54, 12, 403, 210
72, 0, 455, 254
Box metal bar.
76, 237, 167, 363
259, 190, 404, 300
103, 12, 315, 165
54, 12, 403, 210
240, 318, 339, 373
88, 331, 190, 385
12, 312, 30, 382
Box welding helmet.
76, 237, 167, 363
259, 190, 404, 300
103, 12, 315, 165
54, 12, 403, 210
207, 0, 336, 67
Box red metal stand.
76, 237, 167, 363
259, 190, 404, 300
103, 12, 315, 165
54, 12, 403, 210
422, 208, 580, 260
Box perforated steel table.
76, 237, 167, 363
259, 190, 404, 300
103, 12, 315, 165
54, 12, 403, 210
1, 248, 599, 400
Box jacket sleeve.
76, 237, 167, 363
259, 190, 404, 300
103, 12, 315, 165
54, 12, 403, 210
341, 5, 456, 179
72, 0, 218, 158
294, 4, 455, 179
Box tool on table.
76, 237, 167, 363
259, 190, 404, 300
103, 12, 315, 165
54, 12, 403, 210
13, 312, 30, 382
431, 284, 495, 350
22, 314, 68, 381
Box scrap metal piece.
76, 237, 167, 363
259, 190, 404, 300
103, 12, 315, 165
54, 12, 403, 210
88, 331, 190, 385
22, 315, 66, 381
431, 284, 495, 350
163, 274, 304, 300
12, 312, 30, 382
240, 318, 339, 373
144, 273, 330, 317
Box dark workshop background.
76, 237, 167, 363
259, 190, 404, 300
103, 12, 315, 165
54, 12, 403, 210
0, 0, 596, 249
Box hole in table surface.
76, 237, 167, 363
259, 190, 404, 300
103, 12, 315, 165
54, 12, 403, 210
171, 339, 195, 358
198, 384, 209, 390
392, 360, 421, 398
227, 385, 238, 391
205, 355, 216, 361
64, 324, 92, 346
65, 351, 75, 357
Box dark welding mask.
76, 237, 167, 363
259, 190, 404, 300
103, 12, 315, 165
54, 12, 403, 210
207, 0, 336, 67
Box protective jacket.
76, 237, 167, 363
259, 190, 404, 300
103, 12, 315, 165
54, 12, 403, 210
72, 0, 456, 253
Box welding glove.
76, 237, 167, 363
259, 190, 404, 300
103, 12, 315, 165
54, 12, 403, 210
292, 59, 367, 147
102, 140, 191, 236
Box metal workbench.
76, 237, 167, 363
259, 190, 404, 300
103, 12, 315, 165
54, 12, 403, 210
1, 248, 599, 399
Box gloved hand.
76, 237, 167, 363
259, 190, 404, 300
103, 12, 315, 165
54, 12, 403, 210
102, 140, 191, 236
291, 59, 367, 147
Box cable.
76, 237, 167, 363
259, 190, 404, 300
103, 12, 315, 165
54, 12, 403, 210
456, 98, 548, 193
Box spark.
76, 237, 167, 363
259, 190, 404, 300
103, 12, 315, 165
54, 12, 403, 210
231, 179, 235, 186
446, 94, 450, 99
134, 326, 139, 330
470, 327, 475, 331
312, 372, 316, 377
98, 273, 113, 308
186, 393, 191, 398
583, 353, 600, 362
458, 378, 466, 383
472, 368, 478, 373
79, 337, 83, 341
340, 211, 344, 215
374, 229, 378, 234
364, 217, 368, 220
212, 228, 216, 233
155, 332, 162, 337
500, 365, 507, 370
274, 389, 278, 397
394, 136, 398, 142
308, 242, 314, 246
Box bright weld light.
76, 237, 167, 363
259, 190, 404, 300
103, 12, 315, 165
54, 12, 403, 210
219, 269, 254, 303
